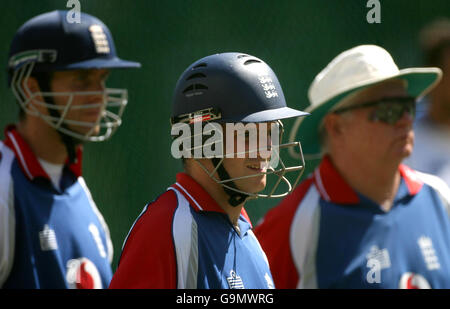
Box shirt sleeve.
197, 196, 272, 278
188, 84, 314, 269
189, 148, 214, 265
415, 170, 450, 219
254, 202, 299, 288
109, 190, 178, 289
254, 177, 315, 289
0, 195, 15, 288
78, 177, 114, 264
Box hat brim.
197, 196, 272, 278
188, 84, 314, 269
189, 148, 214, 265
289, 68, 442, 159
51, 56, 141, 70
222, 106, 309, 123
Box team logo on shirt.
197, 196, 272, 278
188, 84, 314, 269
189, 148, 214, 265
399, 273, 431, 289
226, 270, 245, 289
66, 257, 102, 289
39, 224, 58, 251
418, 236, 440, 270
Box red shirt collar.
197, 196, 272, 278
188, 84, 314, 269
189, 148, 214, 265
171, 172, 252, 226
398, 164, 423, 195
314, 155, 423, 204
3, 125, 83, 181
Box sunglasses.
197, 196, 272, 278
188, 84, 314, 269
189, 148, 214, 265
333, 96, 416, 125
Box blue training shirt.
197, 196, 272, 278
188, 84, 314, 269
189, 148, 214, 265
109, 172, 274, 289
256, 155, 450, 289
0, 126, 113, 289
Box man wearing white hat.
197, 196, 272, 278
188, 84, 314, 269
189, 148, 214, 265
255, 45, 450, 288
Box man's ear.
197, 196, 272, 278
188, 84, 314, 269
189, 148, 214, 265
21, 76, 49, 115
323, 113, 344, 139
22, 76, 43, 101
25, 76, 40, 93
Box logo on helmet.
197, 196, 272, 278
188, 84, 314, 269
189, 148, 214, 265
258, 75, 278, 99
89, 25, 110, 54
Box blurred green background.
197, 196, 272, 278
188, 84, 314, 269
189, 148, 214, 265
1, 0, 448, 270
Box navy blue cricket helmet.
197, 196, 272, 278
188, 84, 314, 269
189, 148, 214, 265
7, 10, 141, 144
171, 52, 307, 124
8, 10, 140, 84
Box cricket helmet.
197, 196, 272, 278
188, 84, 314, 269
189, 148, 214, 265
171, 52, 308, 205
8, 10, 141, 143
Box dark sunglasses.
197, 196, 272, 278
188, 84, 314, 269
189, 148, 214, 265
333, 96, 416, 125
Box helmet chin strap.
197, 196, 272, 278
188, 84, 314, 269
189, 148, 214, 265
211, 158, 248, 207
36, 77, 79, 164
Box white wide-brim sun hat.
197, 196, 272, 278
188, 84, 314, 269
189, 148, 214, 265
289, 44, 443, 160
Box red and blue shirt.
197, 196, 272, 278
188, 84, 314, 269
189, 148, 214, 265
109, 173, 274, 289
255, 156, 450, 289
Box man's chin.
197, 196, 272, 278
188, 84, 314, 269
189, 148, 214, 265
236, 178, 267, 195
69, 125, 101, 140
401, 143, 414, 158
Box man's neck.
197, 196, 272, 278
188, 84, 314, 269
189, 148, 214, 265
186, 161, 244, 227
17, 118, 69, 164
330, 154, 401, 212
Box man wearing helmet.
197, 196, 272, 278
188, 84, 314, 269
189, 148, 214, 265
0, 10, 140, 288
109, 52, 308, 289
